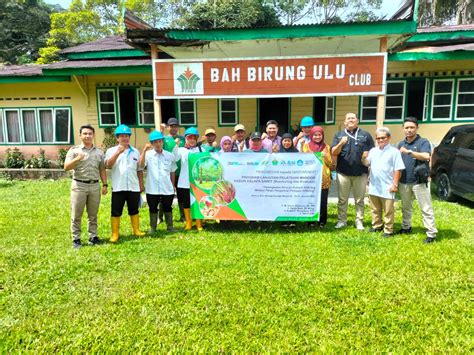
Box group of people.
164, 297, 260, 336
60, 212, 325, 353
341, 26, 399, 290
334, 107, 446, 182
65, 113, 437, 248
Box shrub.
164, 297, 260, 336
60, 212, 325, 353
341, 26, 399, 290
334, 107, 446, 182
57, 148, 68, 167
24, 149, 50, 169
5, 148, 25, 168
102, 128, 116, 150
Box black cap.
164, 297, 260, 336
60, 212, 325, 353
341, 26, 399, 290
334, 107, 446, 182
250, 131, 262, 140
167, 117, 179, 125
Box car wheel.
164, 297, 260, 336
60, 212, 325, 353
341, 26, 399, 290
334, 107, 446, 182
436, 172, 456, 201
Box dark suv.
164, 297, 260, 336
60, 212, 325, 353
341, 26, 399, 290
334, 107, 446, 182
431, 124, 474, 202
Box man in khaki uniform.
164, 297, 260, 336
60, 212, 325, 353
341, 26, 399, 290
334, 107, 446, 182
64, 124, 108, 248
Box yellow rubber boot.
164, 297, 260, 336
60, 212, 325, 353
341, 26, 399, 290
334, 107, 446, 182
110, 217, 121, 243
184, 208, 192, 230
195, 219, 203, 231
130, 214, 145, 237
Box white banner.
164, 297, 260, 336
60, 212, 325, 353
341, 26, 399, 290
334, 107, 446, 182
189, 152, 323, 221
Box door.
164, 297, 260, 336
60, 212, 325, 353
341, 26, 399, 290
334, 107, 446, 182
258, 98, 289, 135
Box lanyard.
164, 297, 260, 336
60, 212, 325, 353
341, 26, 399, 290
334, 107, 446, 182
344, 128, 360, 145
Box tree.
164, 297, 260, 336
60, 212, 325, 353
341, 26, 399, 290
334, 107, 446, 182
418, 0, 472, 26
0, 0, 52, 64
179, 0, 281, 29
267, 0, 382, 25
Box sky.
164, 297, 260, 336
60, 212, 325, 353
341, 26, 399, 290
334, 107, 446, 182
43, 0, 403, 20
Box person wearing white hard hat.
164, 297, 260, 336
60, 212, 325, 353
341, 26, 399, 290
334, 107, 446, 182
139, 130, 178, 234
105, 124, 145, 242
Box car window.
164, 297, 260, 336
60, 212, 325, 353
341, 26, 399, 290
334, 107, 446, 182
442, 131, 459, 146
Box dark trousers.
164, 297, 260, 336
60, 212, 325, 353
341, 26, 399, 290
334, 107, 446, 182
147, 194, 174, 213
177, 187, 191, 209
320, 188, 329, 225
111, 191, 140, 217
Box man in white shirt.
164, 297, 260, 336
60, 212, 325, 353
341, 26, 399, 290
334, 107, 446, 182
362, 127, 405, 236
105, 124, 145, 242
139, 130, 177, 234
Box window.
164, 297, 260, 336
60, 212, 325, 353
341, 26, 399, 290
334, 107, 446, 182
5, 110, 21, 143
0, 110, 4, 143
360, 96, 377, 122
456, 79, 474, 120
178, 99, 196, 126
97, 89, 117, 126
423, 79, 430, 121
0, 107, 71, 145
384, 81, 405, 121
219, 98, 238, 125
431, 79, 454, 120
97, 87, 154, 127
313, 96, 335, 124
138, 88, 155, 125
21, 109, 38, 143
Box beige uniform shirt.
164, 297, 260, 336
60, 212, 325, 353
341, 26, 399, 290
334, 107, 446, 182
65, 144, 105, 181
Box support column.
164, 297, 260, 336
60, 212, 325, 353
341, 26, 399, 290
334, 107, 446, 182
376, 36, 388, 128
150, 44, 162, 129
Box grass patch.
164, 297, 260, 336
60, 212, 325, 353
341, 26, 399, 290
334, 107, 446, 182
0, 179, 472, 351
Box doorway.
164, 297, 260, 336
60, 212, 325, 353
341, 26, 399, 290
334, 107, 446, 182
258, 98, 290, 135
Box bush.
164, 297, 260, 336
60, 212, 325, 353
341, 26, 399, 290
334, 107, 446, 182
5, 148, 25, 168
57, 148, 68, 168
23, 149, 50, 169
102, 128, 116, 151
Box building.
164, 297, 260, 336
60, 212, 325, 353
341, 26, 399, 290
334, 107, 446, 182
0, 10, 473, 159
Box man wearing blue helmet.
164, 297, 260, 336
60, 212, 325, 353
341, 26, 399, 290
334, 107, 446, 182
175, 127, 203, 231
139, 130, 178, 234
105, 124, 145, 242
294, 116, 315, 152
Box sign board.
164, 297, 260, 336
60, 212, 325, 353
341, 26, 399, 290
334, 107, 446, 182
153, 54, 387, 99
188, 152, 323, 221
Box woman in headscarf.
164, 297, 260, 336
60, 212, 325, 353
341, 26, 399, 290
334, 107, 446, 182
280, 133, 299, 153
302, 126, 335, 228
220, 136, 233, 153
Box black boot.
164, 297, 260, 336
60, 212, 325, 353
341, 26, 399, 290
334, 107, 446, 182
165, 212, 175, 232
148, 212, 158, 235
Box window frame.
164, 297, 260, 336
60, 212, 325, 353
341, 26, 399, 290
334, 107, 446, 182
20, 108, 40, 144
455, 78, 474, 121
325, 96, 336, 124
218, 98, 239, 126
384, 80, 406, 122
137, 87, 155, 126
430, 78, 455, 121
97, 88, 118, 127
4, 109, 22, 144
0, 107, 73, 146
177, 98, 197, 126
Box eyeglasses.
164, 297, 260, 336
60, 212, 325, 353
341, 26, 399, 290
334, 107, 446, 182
376, 136, 388, 141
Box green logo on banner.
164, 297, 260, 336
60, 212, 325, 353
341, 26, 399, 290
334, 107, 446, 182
177, 67, 200, 93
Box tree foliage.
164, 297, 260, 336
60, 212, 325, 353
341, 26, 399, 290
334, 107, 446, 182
419, 0, 473, 26
0, 0, 52, 64
179, 0, 281, 29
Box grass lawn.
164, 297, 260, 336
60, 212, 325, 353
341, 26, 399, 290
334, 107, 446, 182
0, 178, 472, 352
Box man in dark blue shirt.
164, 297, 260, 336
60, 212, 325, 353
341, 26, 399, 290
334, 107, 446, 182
332, 112, 374, 230
397, 117, 437, 243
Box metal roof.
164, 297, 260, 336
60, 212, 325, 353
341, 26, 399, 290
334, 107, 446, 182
60, 36, 135, 54
0, 64, 44, 77
45, 59, 151, 69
